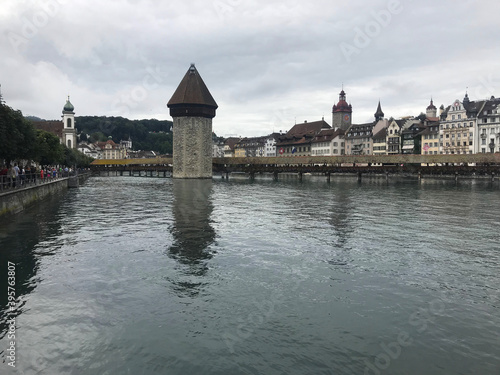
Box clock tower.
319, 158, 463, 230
332, 88, 352, 131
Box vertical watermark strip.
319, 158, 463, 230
6, 261, 17, 368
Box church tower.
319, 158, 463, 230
426, 98, 437, 118
167, 64, 218, 179
62, 96, 77, 149
332, 88, 352, 131
374, 100, 384, 122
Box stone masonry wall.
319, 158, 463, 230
173, 116, 212, 178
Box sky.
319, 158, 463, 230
1, 0, 499, 137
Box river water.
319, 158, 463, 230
0, 175, 499, 375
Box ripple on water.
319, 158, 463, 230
1, 176, 499, 374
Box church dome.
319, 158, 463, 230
63, 96, 74, 113
332, 89, 352, 113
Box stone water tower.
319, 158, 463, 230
167, 64, 218, 179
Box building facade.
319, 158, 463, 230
386, 119, 404, 154
440, 97, 476, 155
476, 97, 500, 153
276, 120, 331, 157
310, 128, 345, 156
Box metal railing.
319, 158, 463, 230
0, 172, 70, 193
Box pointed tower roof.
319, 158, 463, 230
167, 64, 218, 118
374, 100, 384, 120
426, 98, 436, 110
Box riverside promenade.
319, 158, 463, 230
0, 171, 91, 217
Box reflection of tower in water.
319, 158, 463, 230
168, 180, 215, 276
328, 186, 354, 249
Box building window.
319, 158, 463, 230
67, 118, 72, 128
470, 122, 473, 127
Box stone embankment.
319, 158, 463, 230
0, 172, 90, 218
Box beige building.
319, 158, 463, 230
420, 122, 440, 156
97, 140, 126, 159
372, 127, 387, 156
440, 98, 475, 155
223, 137, 240, 157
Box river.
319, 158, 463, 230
0, 175, 499, 374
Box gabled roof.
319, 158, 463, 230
286, 120, 331, 138
311, 128, 344, 144
477, 97, 500, 118
31, 121, 63, 139
224, 137, 240, 150
372, 127, 387, 140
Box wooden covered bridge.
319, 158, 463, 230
90, 153, 500, 180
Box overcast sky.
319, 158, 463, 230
1, 0, 499, 137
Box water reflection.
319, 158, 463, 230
328, 182, 354, 249
168, 179, 216, 276
0, 194, 65, 340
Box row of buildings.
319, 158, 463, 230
217, 90, 500, 158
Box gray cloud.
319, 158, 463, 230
1, 0, 499, 136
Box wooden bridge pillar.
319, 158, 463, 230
249, 172, 255, 181
273, 171, 278, 181
326, 172, 331, 183
357, 171, 362, 183
492, 172, 496, 182
298, 172, 303, 182
455, 172, 459, 183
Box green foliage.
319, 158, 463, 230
0, 103, 36, 164
64, 147, 94, 168
77, 116, 173, 154
34, 129, 65, 165
89, 131, 108, 143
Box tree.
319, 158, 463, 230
0, 103, 36, 164
34, 129, 64, 165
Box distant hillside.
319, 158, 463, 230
76, 116, 173, 154
25, 115, 45, 122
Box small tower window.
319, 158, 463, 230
67, 139, 72, 148
67, 118, 72, 128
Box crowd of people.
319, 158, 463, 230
0, 163, 74, 189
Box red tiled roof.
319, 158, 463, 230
31, 121, 63, 139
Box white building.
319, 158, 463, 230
212, 140, 225, 157
265, 133, 280, 156
310, 128, 345, 155
476, 96, 500, 153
